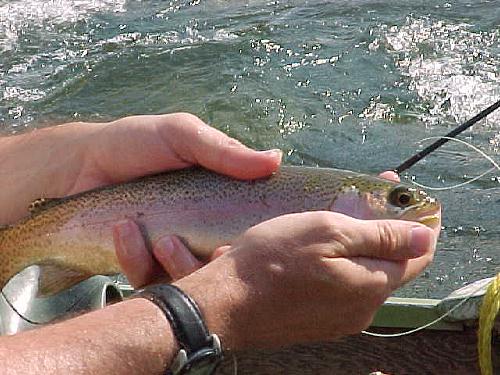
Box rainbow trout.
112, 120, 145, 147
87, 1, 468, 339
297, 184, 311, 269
0, 166, 440, 295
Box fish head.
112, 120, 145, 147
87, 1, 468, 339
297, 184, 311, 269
383, 184, 441, 228
331, 176, 441, 229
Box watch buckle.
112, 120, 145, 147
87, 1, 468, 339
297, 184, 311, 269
170, 334, 222, 375
171, 349, 188, 374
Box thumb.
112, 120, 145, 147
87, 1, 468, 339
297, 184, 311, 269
335, 217, 435, 261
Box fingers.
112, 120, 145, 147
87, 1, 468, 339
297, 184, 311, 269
240, 211, 435, 262
152, 236, 203, 280
113, 219, 207, 284
113, 219, 162, 288
275, 211, 434, 262
160, 113, 282, 179
378, 171, 400, 182
327, 256, 408, 297
245, 211, 435, 289
335, 252, 433, 291
401, 252, 435, 283
332, 215, 436, 261
151, 240, 231, 280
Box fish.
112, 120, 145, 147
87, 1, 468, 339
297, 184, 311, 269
0, 166, 440, 296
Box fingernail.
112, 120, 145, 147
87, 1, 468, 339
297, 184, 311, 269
410, 226, 434, 256
258, 149, 282, 159
114, 220, 141, 257
155, 236, 200, 272
155, 236, 175, 261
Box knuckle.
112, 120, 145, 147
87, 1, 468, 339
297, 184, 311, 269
163, 113, 204, 132
309, 212, 336, 234
173, 112, 202, 123
309, 211, 333, 229
375, 221, 401, 255
311, 213, 352, 252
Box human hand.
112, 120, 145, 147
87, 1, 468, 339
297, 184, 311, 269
0, 113, 281, 224
173, 211, 436, 350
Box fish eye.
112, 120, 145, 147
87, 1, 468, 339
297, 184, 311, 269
399, 193, 411, 205
389, 186, 417, 208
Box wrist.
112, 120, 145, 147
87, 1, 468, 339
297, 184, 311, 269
123, 297, 181, 371
173, 263, 249, 353
133, 284, 224, 374
0, 123, 99, 223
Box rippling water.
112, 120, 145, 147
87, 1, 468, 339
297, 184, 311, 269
0, 0, 498, 298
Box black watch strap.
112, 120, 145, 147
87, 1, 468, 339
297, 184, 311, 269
133, 284, 223, 375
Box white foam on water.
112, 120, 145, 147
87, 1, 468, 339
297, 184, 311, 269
0, 0, 237, 53
3, 86, 45, 102
0, 0, 126, 52
382, 16, 500, 130
94, 25, 238, 53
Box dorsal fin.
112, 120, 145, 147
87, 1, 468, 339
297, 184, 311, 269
28, 198, 63, 216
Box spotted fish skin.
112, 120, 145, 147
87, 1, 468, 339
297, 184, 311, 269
0, 166, 439, 294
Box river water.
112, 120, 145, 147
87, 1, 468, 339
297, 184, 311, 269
0, 0, 498, 298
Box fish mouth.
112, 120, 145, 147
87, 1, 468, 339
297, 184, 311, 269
417, 214, 440, 228
400, 202, 441, 229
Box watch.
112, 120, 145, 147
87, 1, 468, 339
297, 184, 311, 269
132, 284, 223, 375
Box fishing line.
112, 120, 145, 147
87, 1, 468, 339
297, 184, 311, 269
363, 139, 498, 338
405, 136, 499, 191
395, 99, 500, 174
361, 277, 493, 338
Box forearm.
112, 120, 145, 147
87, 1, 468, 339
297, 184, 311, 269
0, 298, 177, 375
0, 270, 240, 375
0, 123, 99, 223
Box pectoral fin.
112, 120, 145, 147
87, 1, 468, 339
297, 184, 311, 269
37, 264, 93, 297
